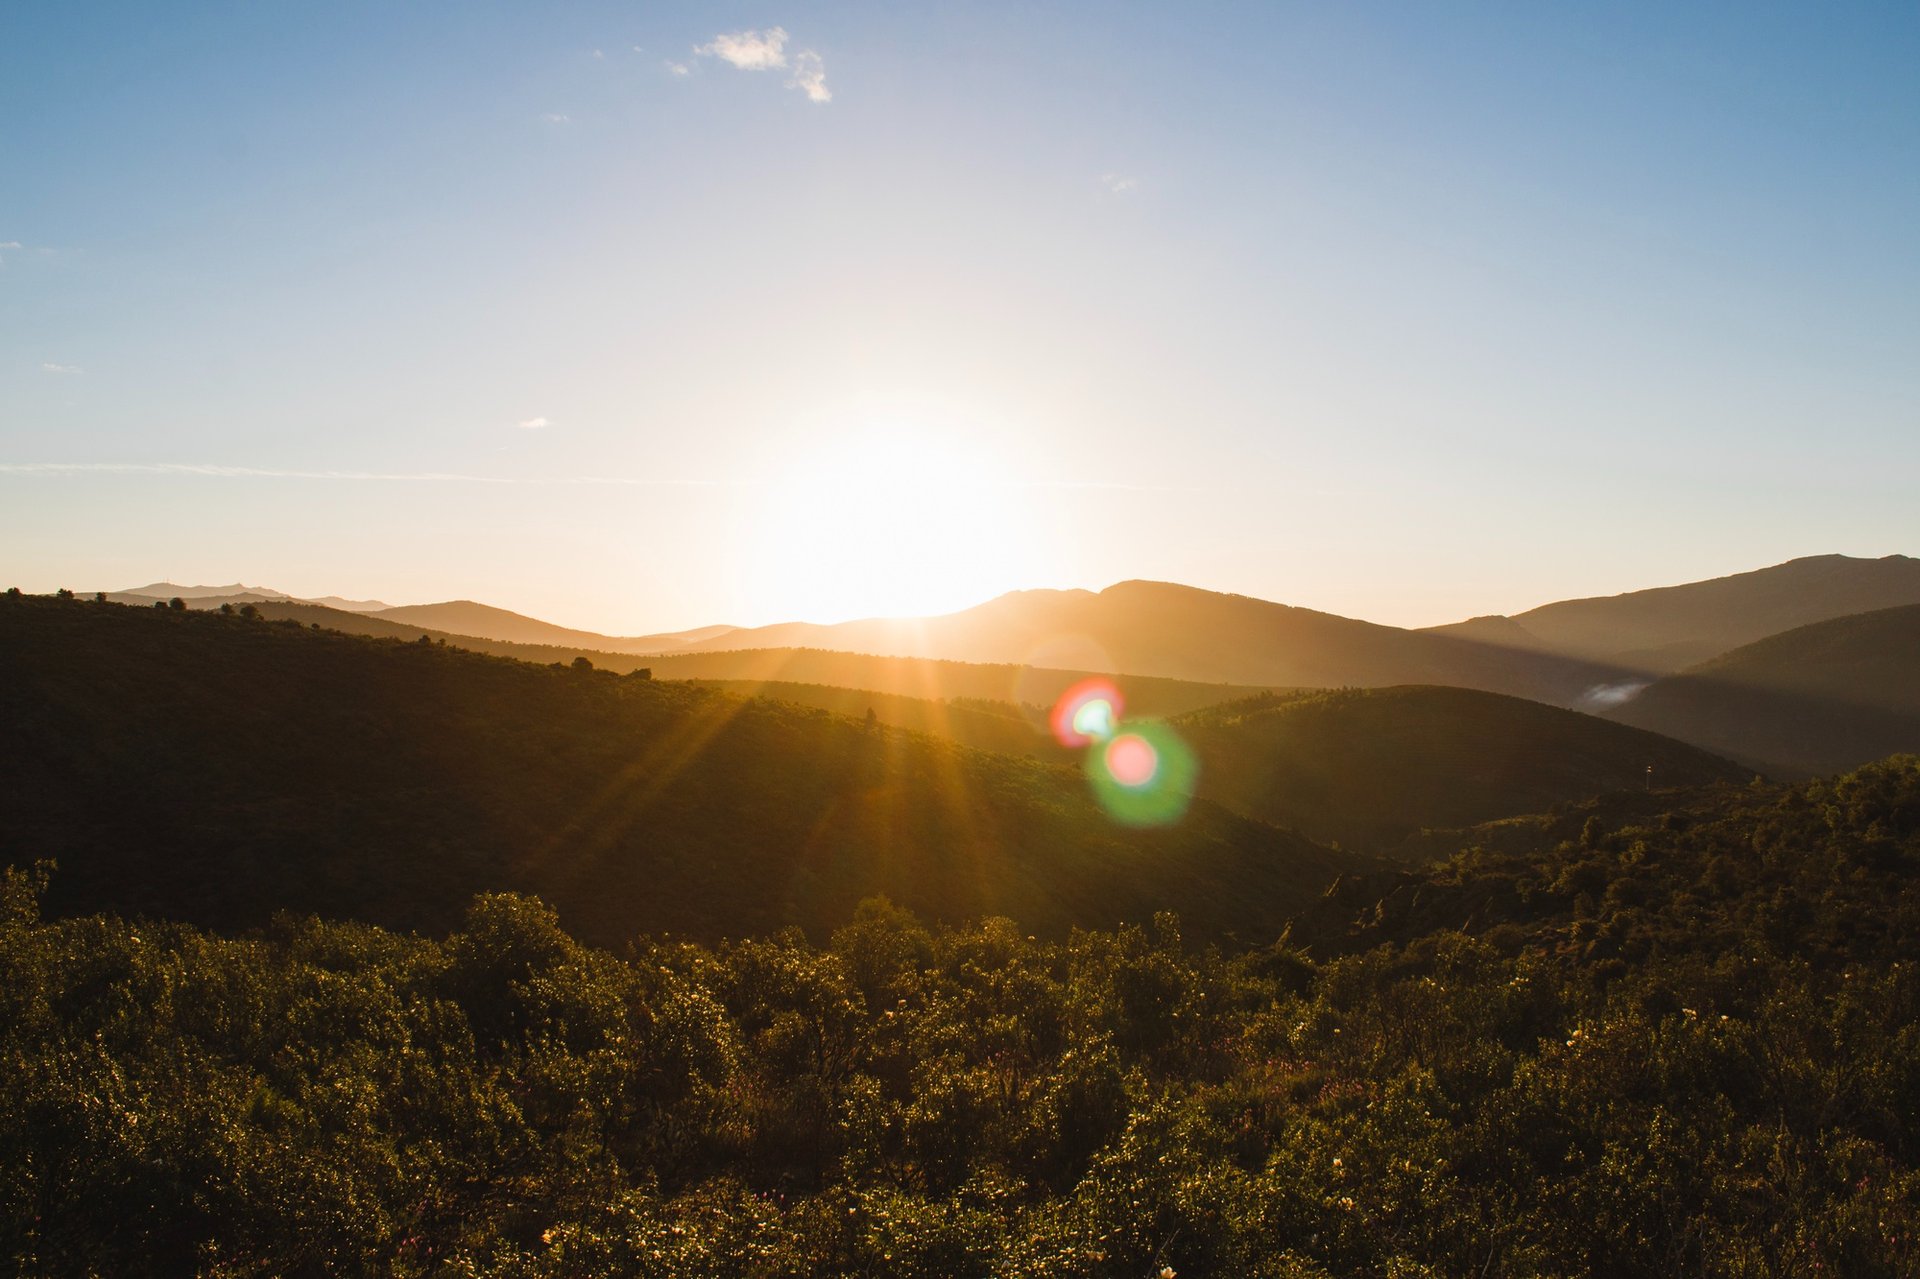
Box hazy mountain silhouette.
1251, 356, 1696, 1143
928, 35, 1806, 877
370, 599, 735, 652
1603, 603, 1920, 777
658, 580, 1628, 706
1429, 554, 1920, 672
112, 582, 392, 611
1176, 686, 1749, 853
0, 596, 1363, 947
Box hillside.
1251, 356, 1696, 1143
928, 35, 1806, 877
1604, 603, 1920, 777
208, 596, 1280, 720
1430, 553, 1920, 671
661, 580, 1627, 706
1176, 686, 1749, 851
0, 596, 1360, 947
369, 599, 733, 652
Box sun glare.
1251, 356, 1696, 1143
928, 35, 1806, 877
745, 424, 1033, 622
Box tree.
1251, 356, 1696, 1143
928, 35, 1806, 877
572, 655, 594, 672
168, 597, 187, 612
55, 588, 73, 600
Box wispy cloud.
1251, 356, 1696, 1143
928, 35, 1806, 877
786, 50, 831, 103
0, 462, 736, 487
0, 461, 1195, 493
694, 27, 830, 102
41, 362, 82, 375
696, 27, 788, 70
665, 60, 690, 76
591, 48, 605, 60
1100, 173, 1140, 195
516, 417, 551, 430
0, 242, 20, 251
541, 112, 571, 125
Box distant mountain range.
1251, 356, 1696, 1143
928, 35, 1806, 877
99, 553, 1920, 779
1606, 603, 1920, 777
1426, 554, 1920, 672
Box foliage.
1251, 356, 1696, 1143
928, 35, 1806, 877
3, 757, 1919, 1275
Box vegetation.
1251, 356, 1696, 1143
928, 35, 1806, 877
4, 756, 1918, 1276
0, 595, 1353, 948
1177, 686, 1749, 853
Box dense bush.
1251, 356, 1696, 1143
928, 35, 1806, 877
4, 760, 1919, 1275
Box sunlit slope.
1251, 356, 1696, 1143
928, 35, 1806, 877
0, 598, 1359, 947
369, 599, 732, 652
1604, 604, 1920, 778
1173, 686, 1748, 852
227, 597, 1281, 718
1430, 553, 1920, 672
686, 680, 1060, 759
662, 580, 1625, 705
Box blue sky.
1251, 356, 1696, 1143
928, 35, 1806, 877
4, 2, 1916, 631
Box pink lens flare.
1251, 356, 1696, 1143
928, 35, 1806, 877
1103, 732, 1159, 788
1049, 677, 1123, 748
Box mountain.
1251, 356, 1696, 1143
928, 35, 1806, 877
120, 580, 291, 600
112, 583, 393, 611
0, 595, 1364, 947
1603, 603, 1920, 778
368, 599, 728, 653
1429, 554, 1920, 672
209, 596, 1282, 719
659, 580, 1629, 706
1175, 686, 1749, 852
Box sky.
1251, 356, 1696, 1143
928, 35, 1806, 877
4, 1, 1917, 634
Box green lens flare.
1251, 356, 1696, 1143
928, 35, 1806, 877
1085, 720, 1197, 827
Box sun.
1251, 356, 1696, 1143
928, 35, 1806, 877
743, 423, 1034, 622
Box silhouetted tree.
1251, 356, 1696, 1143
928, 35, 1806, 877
571, 655, 593, 671
168, 597, 186, 611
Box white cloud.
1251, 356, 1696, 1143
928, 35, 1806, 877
696, 27, 789, 70
665, 60, 690, 76
541, 113, 571, 124
786, 50, 831, 103
591, 48, 605, 60
0, 242, 20, 250
516, 417, 551, 430
41, 362, 82, 375
632, 45, 645, 53
1100, 173, 1139, 194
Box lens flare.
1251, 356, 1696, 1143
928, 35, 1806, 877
1104, 733, 1158, 787
1050, 677, 1123, 748
1085, 720, 1197, 827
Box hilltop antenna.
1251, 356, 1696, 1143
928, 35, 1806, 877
1645, 763, 1653, 792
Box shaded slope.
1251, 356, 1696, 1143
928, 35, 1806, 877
1431, 553, 1920, 671
0, 597, 1359, 947
1605, 603, 1920, 777
1175, 685, 1749, 852
667, 580, 1626, 705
